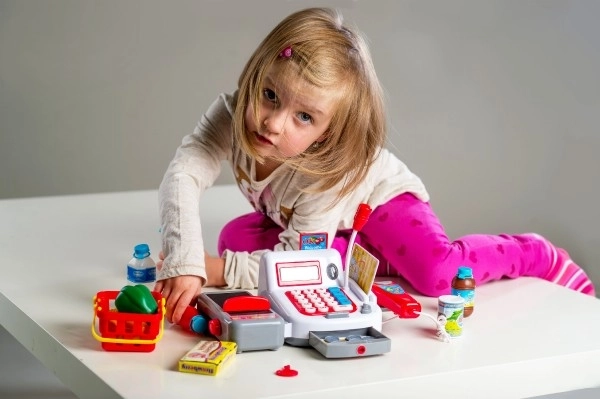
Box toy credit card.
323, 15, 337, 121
348, 243, 379, 294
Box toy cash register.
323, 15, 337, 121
257, 248, 391, 358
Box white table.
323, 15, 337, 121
1, 186, 600, 399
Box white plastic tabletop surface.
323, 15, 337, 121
1, 186, 600, 399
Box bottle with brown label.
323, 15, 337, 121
451, 266, 476, 317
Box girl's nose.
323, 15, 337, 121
262, 109, 288, 134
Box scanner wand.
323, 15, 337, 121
344, 203, 372, 289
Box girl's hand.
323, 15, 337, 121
153, 250, 225, 323
154, 275, 203, 324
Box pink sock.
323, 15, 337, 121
544, 244, 595, 296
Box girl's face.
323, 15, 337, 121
244, 63, 336, 161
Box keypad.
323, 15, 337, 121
284, 287, 356, 316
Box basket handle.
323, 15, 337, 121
91, 297, 166, 345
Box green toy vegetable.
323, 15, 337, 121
115, 284, 158, 314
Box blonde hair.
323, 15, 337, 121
233, 7, 386, 200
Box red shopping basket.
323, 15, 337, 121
91, 290, 165, 352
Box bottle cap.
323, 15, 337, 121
133, 243, 151, 259
457, 266, 473, 279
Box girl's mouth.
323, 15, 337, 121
255, 132, 273, 146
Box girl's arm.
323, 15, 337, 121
157, 93, 235, 322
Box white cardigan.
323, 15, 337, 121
158, 92, 429, 288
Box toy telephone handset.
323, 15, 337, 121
371, 281, 421, 318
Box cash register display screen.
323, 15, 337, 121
276, 261, 321, 287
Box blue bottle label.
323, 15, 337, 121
451, 288, 475, 307
127, 265, 156, 283
146, 266, 156, 282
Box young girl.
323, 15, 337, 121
155, 7, 595, 323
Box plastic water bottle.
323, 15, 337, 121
127, 244, 156, 288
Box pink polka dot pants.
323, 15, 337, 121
219, 193, 560, 297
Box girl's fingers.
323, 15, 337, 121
172, 290, 196, 324
165, 288, 181, 323
155, 276, 203, 323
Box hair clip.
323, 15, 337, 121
279, 46, 293, 59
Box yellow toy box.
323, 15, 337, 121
178, 340, 237, 376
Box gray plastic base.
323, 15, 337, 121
197, 291, 286, 354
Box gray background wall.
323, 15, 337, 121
1, 1, 599, 397
2, 0, 599, 289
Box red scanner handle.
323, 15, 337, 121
222, 295, 271, 313
353, 203, 372, 231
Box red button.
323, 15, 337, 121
208, 319, 221, 336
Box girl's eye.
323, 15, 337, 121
298, 112, 313, 124
263, 88, 277, 103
